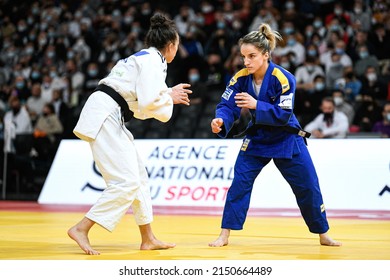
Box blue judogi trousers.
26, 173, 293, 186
221, 139, 330, 234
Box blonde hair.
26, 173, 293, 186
239, 23, 282, 56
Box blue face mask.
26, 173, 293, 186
287, 39, 296, 46
359, 51, 369, 59
283, 27, 294, 35
67, 51, 75, 59
335, 48, 344, 55
386, 113, 390, 122
88, 69, 98, 77
26, 47, 34, 55
315, 82, 325, 91
217, 21, 225, 29
189, 73, 200, 83
16, 81, 25, 89
331, 25, 340, 31
31, 72, 40, 79
308, 49, 317, 56
313, 20, 322, 28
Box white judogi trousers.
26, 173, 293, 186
85, 108, 153, 232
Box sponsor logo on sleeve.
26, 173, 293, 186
222, 88, 234, 100
278, 93, 293, 109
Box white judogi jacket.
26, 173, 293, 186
74, 47, 173, 141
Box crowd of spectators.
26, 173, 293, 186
1, 0, 390, 196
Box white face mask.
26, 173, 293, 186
386, 113, 390, 122
306, 65, 314, 72
334, 96, 343, 106
367, 73, 377, 82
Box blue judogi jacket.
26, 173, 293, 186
216, 61, 304, 159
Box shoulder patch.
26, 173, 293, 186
229, 68, 250, 86
272, 68, 290, 94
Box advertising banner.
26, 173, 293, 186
38, 139, 390, 211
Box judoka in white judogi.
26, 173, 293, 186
74, 47, 175, 231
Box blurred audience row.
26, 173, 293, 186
0, 0, 390, 168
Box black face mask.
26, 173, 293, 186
345, 72, 354, 79
12, 107, 21, 115
323, 112, 334, 126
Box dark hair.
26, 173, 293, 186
45, 103, 55, 114
145, 13, 178, 50
322, 96, 335, 106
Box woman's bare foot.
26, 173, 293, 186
140, 238, 176, 250
138, 223, 175, 250
319, 232, 342, 246
209, 228, 230, 247
67, 218, 100, 255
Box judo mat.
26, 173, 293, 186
0, 201, 389, 260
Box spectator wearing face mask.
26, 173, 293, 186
312, 17, 327, 40
354, 45, 380, 78
368, 23, 390, 63
249, 5, 278, 32
332, 89, 355, 125
64, 59, 85, 107
306, 43, 320, 62
174, 4, 196, 37
26, 83, 46, 125
372, 102, 390, 137
349, 0, 371, 32
320, 39, 352, 73
82, 62, 101, 103
29, 65, 43, 84
304, 96, 349, 138
187, 67, 206, 105
13, 75, 31, 102
279, 54, 296, 74
282, 0, 299, 23
3, 95, 33, 154
352, 93, 382, 132
359, 65, 387, 104
204, 16, 233, 62
347, 30, 375, 62
33, 103, 63, 160
295, 56, 325, 92
325, 51, 346, 89
325, 2, 351, 31
295, 75, 328, 128
274, 33, 305, 67
334, 67, 362, 103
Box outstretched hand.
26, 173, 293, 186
170, 83, 192, 105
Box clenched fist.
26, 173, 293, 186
211, 118, 224, 133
